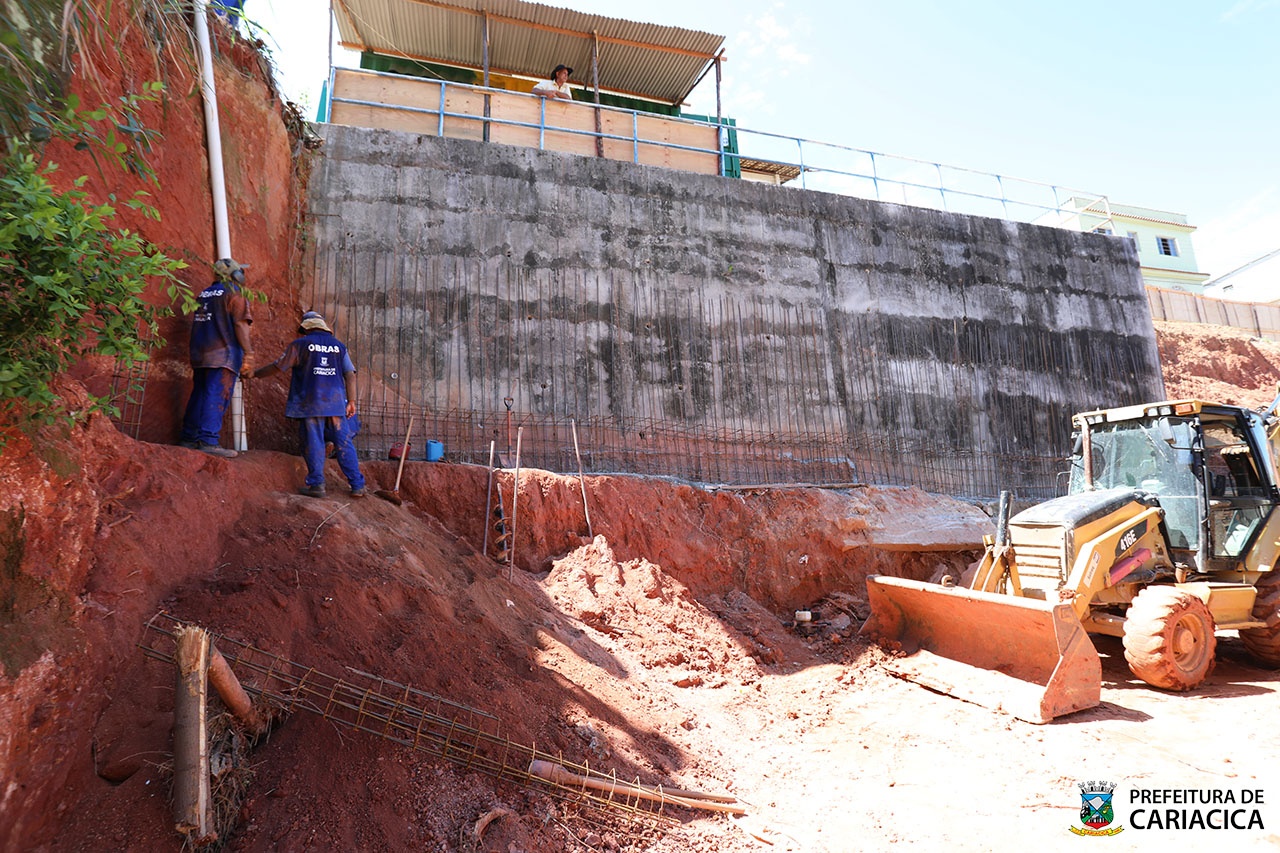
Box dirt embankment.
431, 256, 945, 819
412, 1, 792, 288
0, 379, 987, 851
7, 318, 1280, 850
1156, 320, 1280, 407
45, 10, 307, 451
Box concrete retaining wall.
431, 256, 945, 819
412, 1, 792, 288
303, 125, 1164, 498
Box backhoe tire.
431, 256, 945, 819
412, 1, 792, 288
1240, 573, 1280, 667
1123, 587, 1216, 691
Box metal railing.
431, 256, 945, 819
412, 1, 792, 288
324, 65, 1113, 232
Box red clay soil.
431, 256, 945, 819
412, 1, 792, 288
45, 9, 308, 451
0, 380, 987, 852
1156, 320, 1280, 407
11, 323, 1280, 850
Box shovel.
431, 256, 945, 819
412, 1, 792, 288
376, 415, 415, 505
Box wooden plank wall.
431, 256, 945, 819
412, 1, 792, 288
329, 69, 719, 175
1146, 286, 1280, 342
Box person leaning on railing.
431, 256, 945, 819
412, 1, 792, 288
532, 65, 574, 101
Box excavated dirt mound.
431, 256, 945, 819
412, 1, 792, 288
1156, 320, 1280, 407
0, 381, 987, 852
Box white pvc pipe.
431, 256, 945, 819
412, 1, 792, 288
192, 2, 246, 450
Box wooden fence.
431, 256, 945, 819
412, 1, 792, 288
1146, 286, 1280, 342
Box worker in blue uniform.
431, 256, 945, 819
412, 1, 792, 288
253, 312, 366, 498
180, 258, 253, 458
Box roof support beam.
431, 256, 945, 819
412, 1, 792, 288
337, 41, 683, 105
675, 47, 725, 106
591, 31, 602, 157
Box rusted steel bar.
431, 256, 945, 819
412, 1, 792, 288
143, 615, 733, 823
529, 760, 744, 814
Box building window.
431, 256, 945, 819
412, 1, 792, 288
1094, 227, 1113, 235
1157, 236, 1179, 257
1127, 231, 1139, 250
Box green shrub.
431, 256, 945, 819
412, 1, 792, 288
0, 150, 187, 432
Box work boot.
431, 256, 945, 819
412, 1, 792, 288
350, 487, 367, 499
197, 443, 237, 458
299, 485, 326, 498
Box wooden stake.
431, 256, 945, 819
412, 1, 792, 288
571, 419, 593, 539
173, 626, 215, 843
509, 426, 522, 581
482, 440, 496, 557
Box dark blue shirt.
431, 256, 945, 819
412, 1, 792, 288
272, 330, 355, 418
189, 281, 251, 371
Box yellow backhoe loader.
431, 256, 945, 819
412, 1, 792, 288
860, 394, 1280, 722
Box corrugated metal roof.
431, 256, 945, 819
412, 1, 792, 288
333, 0, 724, 104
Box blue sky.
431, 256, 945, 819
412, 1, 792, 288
245, 0, 1280, 284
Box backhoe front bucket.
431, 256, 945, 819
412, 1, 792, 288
859, 575, 1101, 723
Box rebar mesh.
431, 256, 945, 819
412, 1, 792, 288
105, 321, 155, 441
299, 252, 1156, 500
140, 614, 734, 823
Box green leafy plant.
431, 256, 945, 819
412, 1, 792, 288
25, 85, 167, 183
0, 151, 189, 430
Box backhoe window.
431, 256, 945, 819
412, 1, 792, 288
1203, 422, 1266, 498
1069, 416, 1200, 549
1204, 420, 1271, 558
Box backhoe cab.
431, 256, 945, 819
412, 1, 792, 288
861, 394, 1280, 722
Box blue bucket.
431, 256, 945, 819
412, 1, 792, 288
425, 439, 444, 462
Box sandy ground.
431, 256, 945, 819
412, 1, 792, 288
522, 542, 1280, 853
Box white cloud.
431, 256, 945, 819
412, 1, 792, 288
1220, 0, 1280, 22
1194, 185, 1280, 278
731, 4, 813, 75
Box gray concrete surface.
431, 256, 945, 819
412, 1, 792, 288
303, 125, 1163, 497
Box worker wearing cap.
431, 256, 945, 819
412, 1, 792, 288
253, 312, 365, 499
180, 258, 253, 458
532, 65, 574, 101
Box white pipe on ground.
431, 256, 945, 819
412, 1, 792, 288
192, 1, 247, 450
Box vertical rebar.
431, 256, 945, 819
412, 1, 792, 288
510, 426, 523, 581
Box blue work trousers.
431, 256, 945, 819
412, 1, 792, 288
181, 367, 237, 446
298, 416, 365, 490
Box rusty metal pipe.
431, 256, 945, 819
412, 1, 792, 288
209, 646, 263, 734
